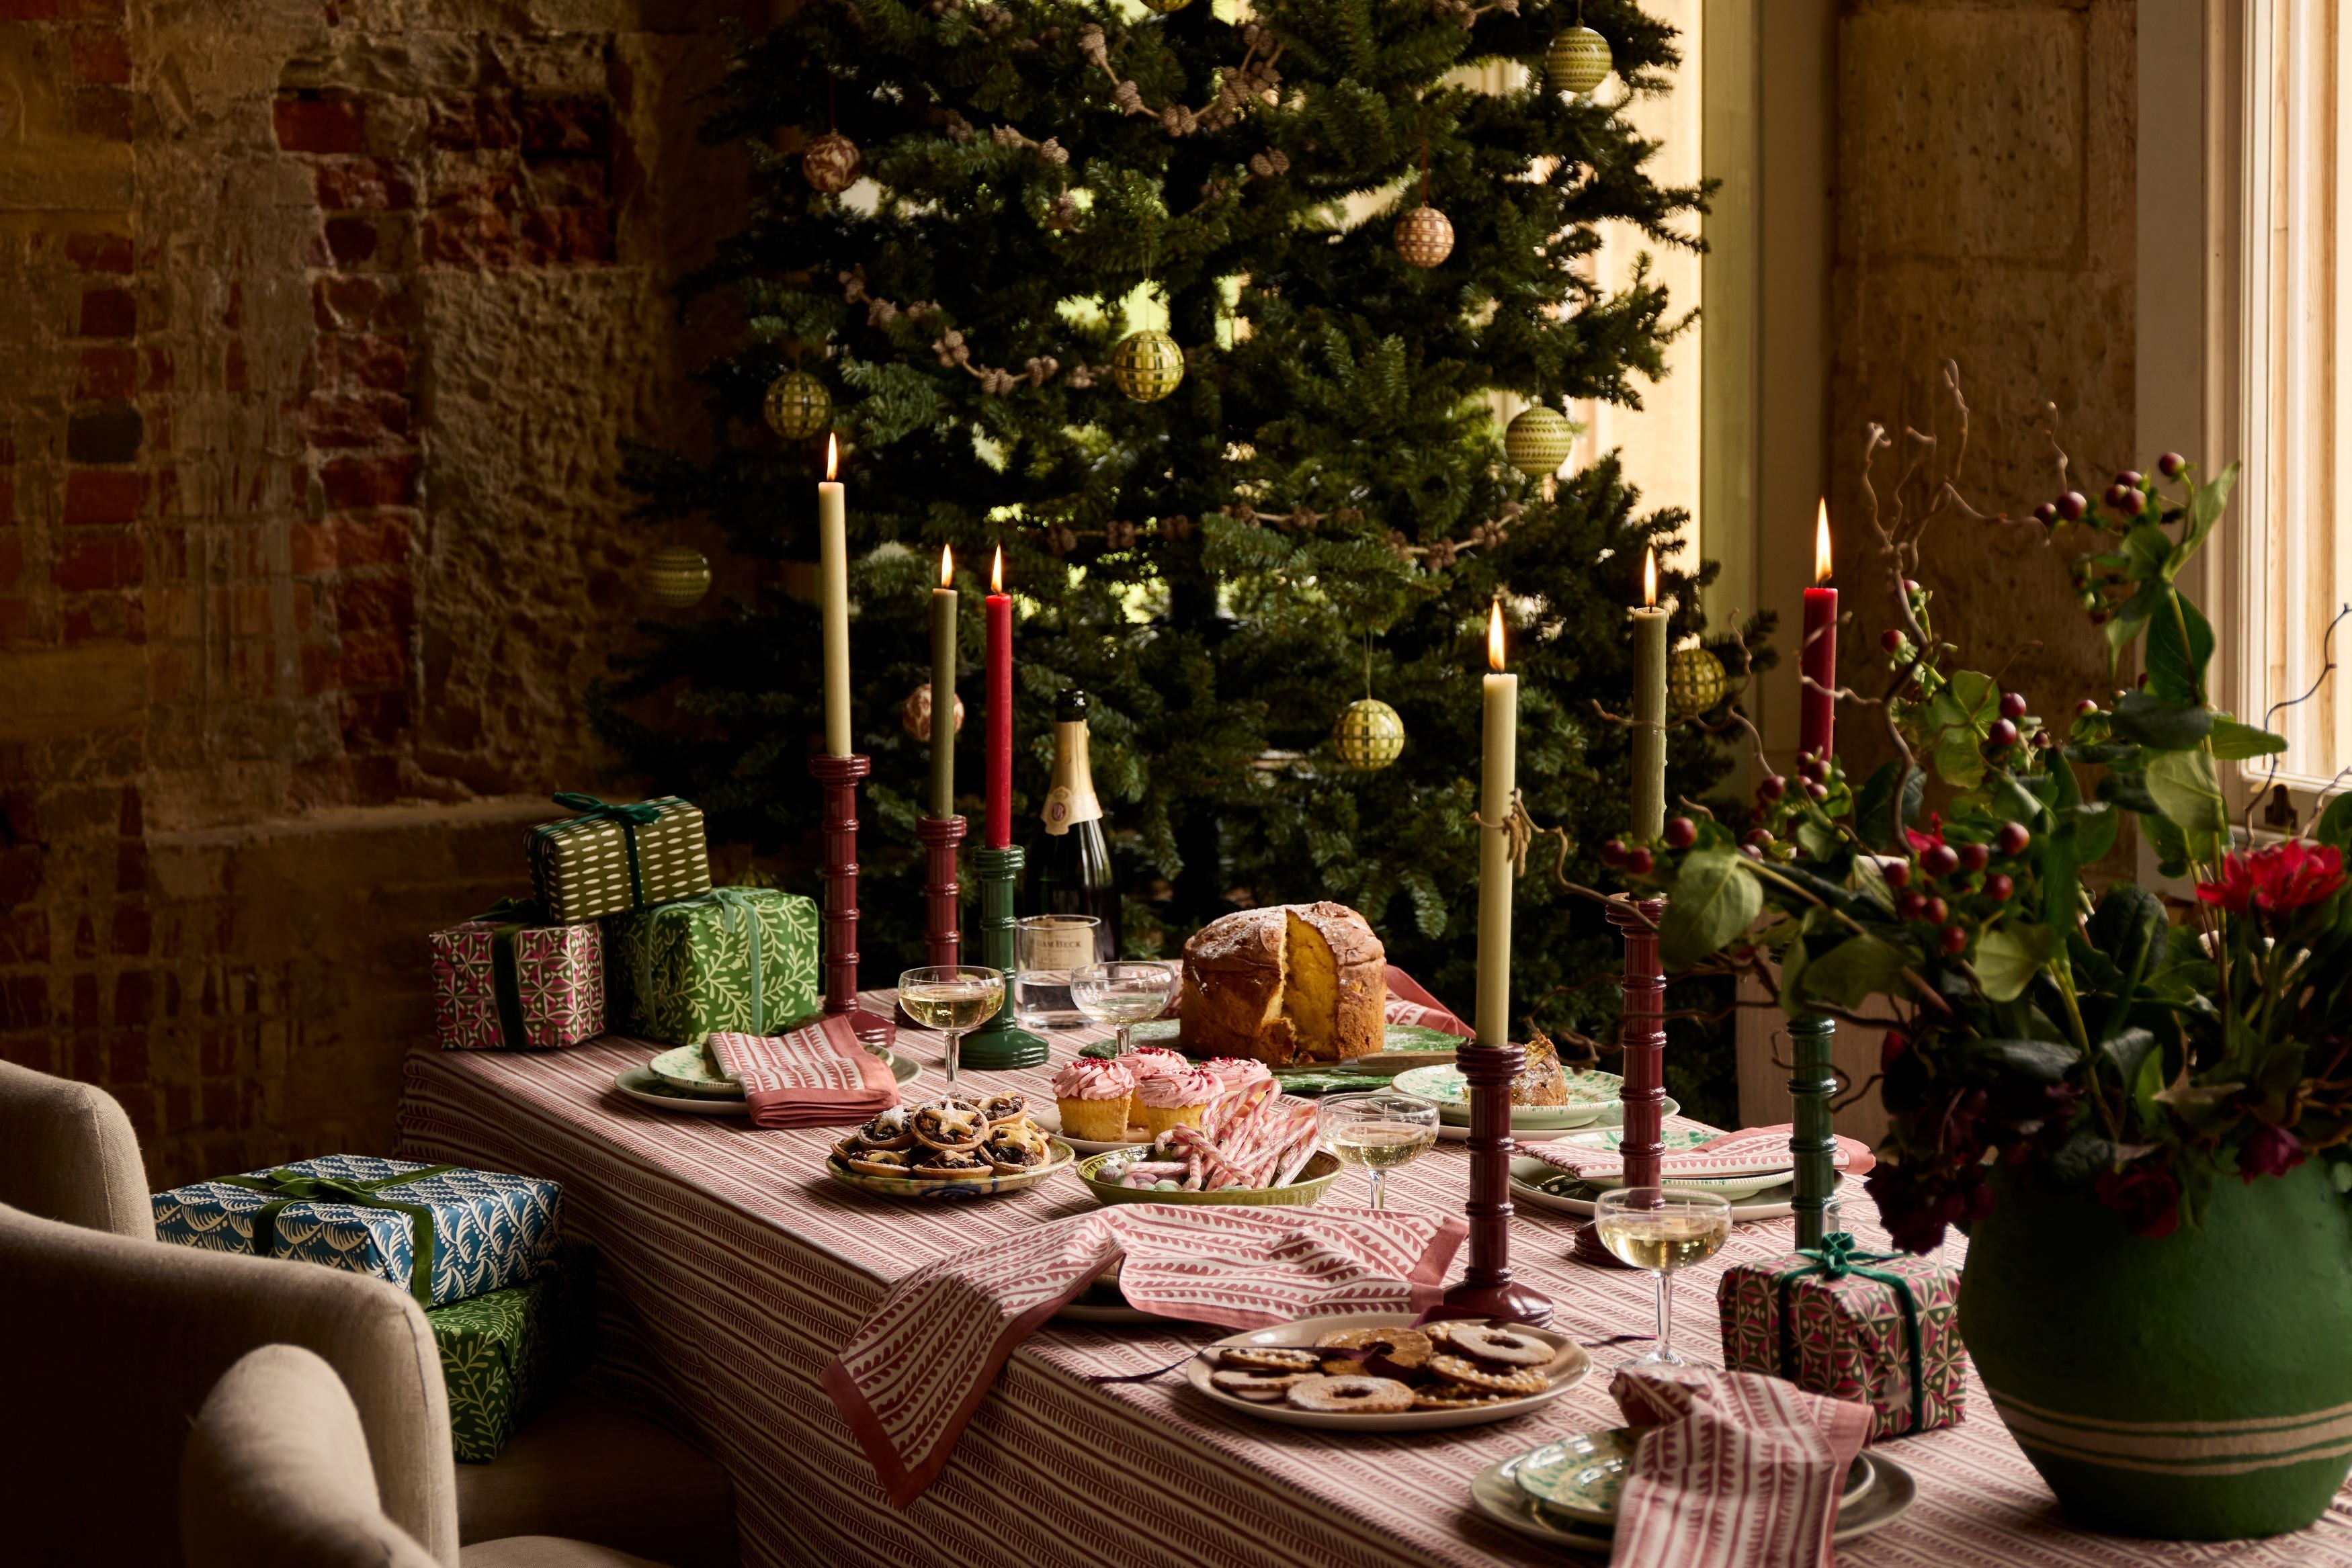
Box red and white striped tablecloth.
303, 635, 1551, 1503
396, 1001, 2352, 1568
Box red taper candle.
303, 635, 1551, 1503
1800, 499, 1837, 763
986, 546, 1012, 849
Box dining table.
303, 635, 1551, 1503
394, 994, 2352, 1568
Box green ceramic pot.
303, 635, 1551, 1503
1960, 1160, 2352, 1538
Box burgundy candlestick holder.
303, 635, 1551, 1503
1574, 895, 1667, 1270
808, 752, 895, 1047
915, 814, 966, 969
1429, 1039, 1554, 1327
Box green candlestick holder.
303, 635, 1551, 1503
959, 844, 1048, 1070
1788, 1010, 1839, 1248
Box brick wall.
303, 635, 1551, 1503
0, 1, 753, 1186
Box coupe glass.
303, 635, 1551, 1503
1315, 1092, 1441, 1211
1593, 1186, 1733, 1367
1068, 961, 1177, 1055
896, 965, 1007, 1090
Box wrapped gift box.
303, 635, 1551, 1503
1717, 1233, 1964, 1441
153, 1156, 561, 1309
528, 794, 712, 924
429, 1246, 597, 1462
607, 886, 822, 1047
431, 912, 604, 1051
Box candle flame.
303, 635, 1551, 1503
1487, 599, 1506, 672
1643, 546, 1657, 608
825, 433, 838, 482
940, 544, 955, 589
1814, 498, 1833, 584
991, 544, 1003, 595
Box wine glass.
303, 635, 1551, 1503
1068, 961, 1177, 1055
1593, 1186, 1733, 1367
896, 965, 1007, 1090
1316, 1092, 1441, 1211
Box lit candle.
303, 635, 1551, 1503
1800, 500, 1837, 764
819, 435, 851, 757
1476, 599, 1517, 1047
930, 545, 958, 818
985, 546, 1012, 848
1630, 546, 1668, 842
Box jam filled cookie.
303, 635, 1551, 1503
1284, 1375, 1418, 1415
1410, 1387, 1515, 1410
1425, 1319, 1555, 1369
1313, 1325, 1434, 1381
1218, 1345, 1325, 1375
1425, 1354, 1550, 1397
1209, 1368, 1310, 1401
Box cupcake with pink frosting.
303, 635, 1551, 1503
1122, 1046, 1193, 1084
1201, 1057, 1274, 1105
1052, 1057, 1137, 1143
1138, 1066, 1222, 1136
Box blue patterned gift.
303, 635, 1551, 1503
151, 1156, 561, 1308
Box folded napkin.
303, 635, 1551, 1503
1523, 1123, 1877, 1184
1607, 1366, 1872, 1568
704, 1015, 897, 1129
822, 1205, 1467, 1506
1383, 966, 1472, 1038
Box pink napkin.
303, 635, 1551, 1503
704, 1014, 898, 1129
1607, 1366, 1873, 1568
821, 1205, 1467, 1506
1383, 966, 1472, 1038
1522, 1123, 1877, 1184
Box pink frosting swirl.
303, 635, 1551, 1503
1124, 1047, 1191, 1082
1136, 1067, 1221, 1108
1201, 1057, 1273, 1096
1052, 1057, 1134, 1100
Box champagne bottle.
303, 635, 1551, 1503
1032, 688, 1120, 963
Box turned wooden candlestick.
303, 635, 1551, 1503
808, 752, 895, 1047
1788, 1011, 1839, 1248
1574, 895, 1667, 1270
960, 844, 1047, 1069
915, 814, 966, 969
1429, 1040, 1552, 1327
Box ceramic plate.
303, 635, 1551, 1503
649, 1043, 745, 1098
1435, 1097, 1678, 1142
613, 1065, 751, 1116
1076, 1147, 1342, 1207
1509, 1156, 1837, 1221
1030, 1102, 1157, 1156
825, 1137, 1075, 1201
1399, 1064, 1622, 1117
1470, 1449, 1915, 1555
1187, 1313, 1590, 1432
1528, 1125, 1791, 1200
1515, 1428, 1874, 1527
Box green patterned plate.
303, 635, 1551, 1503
1515, 1428, 1874, 1526
1471, 1449, 1903, 1551
649, 1043, 743, 1099
1538, 1125, 1792, 1200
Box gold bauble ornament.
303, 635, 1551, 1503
1110, 329, 1185, 402
1546, 26, 1614, 95
902, 682, 966, 742
1333, 698, 1406, 771
640, 543, 712, 608
802, 131, 862, 195
1503, 406, 1576, 479
762, 371, 831, 442
1139, 0, 1192, 13
1394, 205, 1455, 269
1669, 645, 1730, 717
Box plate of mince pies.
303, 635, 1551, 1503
1186, 1313, 1591, 1432
825, 1092, 1076, 1200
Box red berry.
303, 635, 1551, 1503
1759, 774, 1786, 801
1601, 839, 1627, 867
1922, 844, 1959, 879
1882, 860, 1911, 890
2000, 691, 2028, 720
1807, 781, 1830, 801
1924, 897, 1949, 924
2033, 502, 2058, 525
2088, 609, 2109, 625
1663, 817, 1697, 850
1995, 822, 2031, 857
2076, 697, 2099, 716
2158, 452, 2186, 478
2059, 491, 2088, 521
1622, 847, 1654, 877
1745, 828, 1775, 848
1897, 891, 1929, 922
1987, 718, 2020, 749
2116, 470, 2143, 492
1740, 843, 1763, 862
1939, 924, 1969, 956
2120, 488, 2146, 515
1984, 873, 2014, 902
1958, 842, 1988, 873
1902, 578, 1921, 597
1881, 1029, 1908, 1068
1880, 627, 1906, 653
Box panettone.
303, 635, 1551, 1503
1177, 903, 1387, 1065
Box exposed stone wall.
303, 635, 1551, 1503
0, 0, 751, 1186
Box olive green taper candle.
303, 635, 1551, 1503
1630, 546, 1668, 842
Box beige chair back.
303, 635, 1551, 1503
0, 1059, 153, 1237
181, 1344, 442, 1568
0, 1203, 460, 1568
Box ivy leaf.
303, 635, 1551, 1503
2144, 747, 2229, 864
2120, 521, 2175, 579
1977, 924, 2062, 1002
2143, 593, 2216, 705
2064, 742, 2143, 769
2143, 812, 2192, 879
2097, 769, 2162, 817
1975, 1037, 2081, 1082
1927, 671, 1998, 789
2109, 691, 2212, 751
2132, 1039, 2167, 1135
2068, 801, 2119, 863
2104, 582, 2166, 663
2208, 717, 2287, 760
1801, 934, 1910, 1010
2099, 1027, 2156, 1090
2317, 792, 2352, 851
1852, 762, 1923, 853
2178, 460, 2240, 560
1657, 848, 1761, 971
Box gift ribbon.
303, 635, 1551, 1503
1772, 1231, 1928, 1434
212, 1164, 462, 1307
626, 887, 772, 1039
537, 793, 664, 910
473, 897, 542, 1049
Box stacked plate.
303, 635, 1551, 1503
1509, 1126, 1829, 1221
611, 1041, 917, 1117
1389, 1065, 1679, 1143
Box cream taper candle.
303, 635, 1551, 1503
1477, 599, 1517, 1047
819, 435, 851, 757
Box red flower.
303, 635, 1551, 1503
2095, 1165, 2182, 1239
2240, 1123, 2307, 1183
2196, 840, 2346, 916
1904, 812, 1945, 854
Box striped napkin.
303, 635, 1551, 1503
1384, 967, 1472, 1037
1522, 1123, 1877, 1184
704, 1015, 897, 1129
822, 1205, 1468, 1506
1607, 1366, 1873, 1568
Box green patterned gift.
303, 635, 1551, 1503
429, 1248, 597, 1462
528, 793, 712, 924
607, 886, 821, 1047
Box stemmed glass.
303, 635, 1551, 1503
1316, 1092, 1441, 1211
1593, 1186, 1733, 1366
896, 965, 1007, 1091
1069, 961, 1177, 1055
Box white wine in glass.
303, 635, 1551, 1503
897, 965, 1007, 1090
1594, 1186, 1732, 1367
1316, 1093, 1440, 1210
1068, 961, 1177, 1055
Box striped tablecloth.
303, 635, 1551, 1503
396, 1000, 2352, 1568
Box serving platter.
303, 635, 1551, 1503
1187, 1313, 1590, 1432
825, 1137, 1076, 1201
1075, 1147, 1341, 1208
1433, 1095, 1679, 1143
1468, 1447, 1916, 1554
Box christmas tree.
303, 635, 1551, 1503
597, 0, 1766, 1117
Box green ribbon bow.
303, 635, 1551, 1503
212, 1164, 461, 1307
538, 793, 663, 909
472, 898, 544, 1049
1773, 1231, 1928, 1434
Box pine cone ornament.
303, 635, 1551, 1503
1333, 698, 1406, 771
762, 371, 832, 441
639, 543, 712, 608
1394, 204, 1454, 268
802, 131, 862, 194
1110, 329, 1185, 402
1546, 26, 1613, 95
1503, 405, 1576, 479
902, 682, 966, 743
1669, 645, 1730, 717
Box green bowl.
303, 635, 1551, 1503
1076, 1148, 1342, 1207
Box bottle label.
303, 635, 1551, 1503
1023, 924, 1096, 971
1041, 719, 1104, 835
1044, 785, 1076, 835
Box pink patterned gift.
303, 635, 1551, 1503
431, 910, 604, 1051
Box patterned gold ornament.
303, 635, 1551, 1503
762, 371, 831, 441
1394, 205, 1455, 269
1669, 645, 1730, 717
1546, 26, 1614, 95
1503, 406, 1575, 479
1140, 0, 1192, 13
802, 132, 862, 195
640, 543, 712, 608
902, 682, 966, 742
1110, 329, 1185, 402
1333, 698, 1406, 771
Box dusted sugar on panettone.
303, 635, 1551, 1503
1177, 903, 1387, 1065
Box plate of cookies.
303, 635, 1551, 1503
826, 1092, 1076, 1200
1187, 1314, 1591, 1431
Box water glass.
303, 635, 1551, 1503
1069, 961, 1177, 1054
1593, 1186, 1733, 1367
1316, 1092, 1441, 1211
897, 965, 1007, 1090
1013, 915, 1100, 1029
